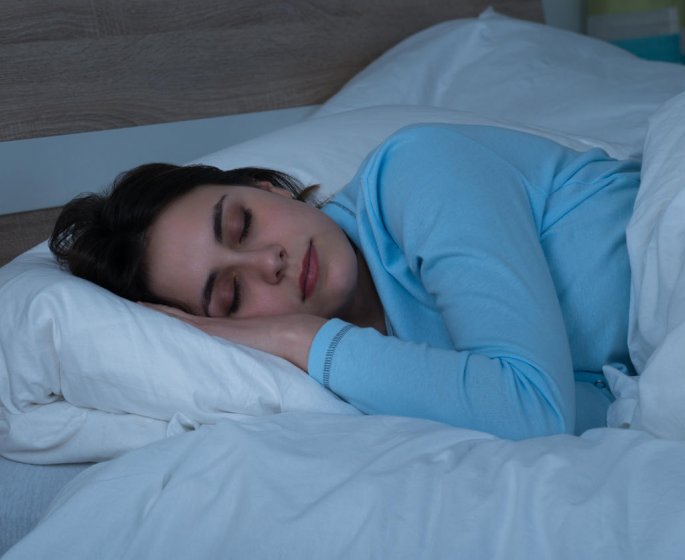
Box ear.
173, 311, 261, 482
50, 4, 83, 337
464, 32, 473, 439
254, 180, 294, 199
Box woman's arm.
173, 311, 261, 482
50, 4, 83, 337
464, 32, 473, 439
308, 125, 580, 439
140, 304, 325, 372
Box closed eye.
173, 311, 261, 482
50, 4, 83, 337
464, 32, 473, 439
228, 277, 242, 316
205, 203, 251, 317
239, 209, 252, 243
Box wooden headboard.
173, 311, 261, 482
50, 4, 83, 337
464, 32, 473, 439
0, 0, 543, 265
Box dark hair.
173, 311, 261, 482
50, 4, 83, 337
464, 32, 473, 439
49, 163, 318, 305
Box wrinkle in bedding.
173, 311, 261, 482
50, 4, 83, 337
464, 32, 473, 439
5, 413, 685, 560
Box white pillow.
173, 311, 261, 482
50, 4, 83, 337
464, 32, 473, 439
0, 244, 357, 464
317, 10, 685, 160
192, 104, 630, 200
611, 90, 685, 440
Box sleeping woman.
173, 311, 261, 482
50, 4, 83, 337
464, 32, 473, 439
49, 124, 640, 439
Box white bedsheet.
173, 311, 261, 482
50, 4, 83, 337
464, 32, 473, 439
5, 413, 684, 560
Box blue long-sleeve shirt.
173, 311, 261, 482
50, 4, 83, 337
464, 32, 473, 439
308, 124, 640, 439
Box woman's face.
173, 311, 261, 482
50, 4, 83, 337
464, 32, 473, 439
145, 183, 359, 319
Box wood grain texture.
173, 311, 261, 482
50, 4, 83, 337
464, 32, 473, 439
0, 207, 61, 266
0, 0, 543, 142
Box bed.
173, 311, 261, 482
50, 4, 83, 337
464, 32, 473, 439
2, 1, 685, 558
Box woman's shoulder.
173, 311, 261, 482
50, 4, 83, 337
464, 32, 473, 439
380, 122, 479, 149
380, 122, 523, 148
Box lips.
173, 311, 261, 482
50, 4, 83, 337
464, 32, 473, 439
299, 241, 319, 301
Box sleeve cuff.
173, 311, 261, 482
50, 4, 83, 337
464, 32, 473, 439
307, 318, 354, 388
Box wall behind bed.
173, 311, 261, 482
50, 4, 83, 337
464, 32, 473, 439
0, 0, 543, 142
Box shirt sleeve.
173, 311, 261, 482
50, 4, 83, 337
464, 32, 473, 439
309, 124, 577, 439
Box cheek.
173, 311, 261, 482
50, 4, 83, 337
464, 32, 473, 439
246, 287, 297, 318
319, 242, 359, 312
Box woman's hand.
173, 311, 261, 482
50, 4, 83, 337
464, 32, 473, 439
139, 302, 326, 372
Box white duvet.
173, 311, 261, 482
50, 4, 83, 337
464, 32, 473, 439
5, 412, 685, 560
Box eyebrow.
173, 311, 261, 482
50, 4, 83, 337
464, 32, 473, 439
213, 195, 226, 244
201, 195, 227, 316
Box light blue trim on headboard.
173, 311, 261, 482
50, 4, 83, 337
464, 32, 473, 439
614, 33, 682, 61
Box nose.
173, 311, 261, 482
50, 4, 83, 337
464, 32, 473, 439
235, 244, 286, 284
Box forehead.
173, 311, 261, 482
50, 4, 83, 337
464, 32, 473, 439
154, 182, 262, 229
168, 184, 231, 212
149, 185, 220, 240
144, 186, 228, 303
